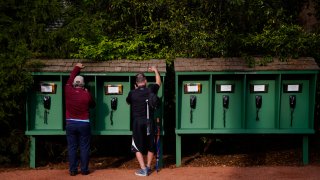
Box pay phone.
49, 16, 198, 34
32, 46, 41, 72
289, 95, 296, 126
190, 95, 197, 123
223, 95, 229, 109
43, 96, 51, 109
255, 95, 262, 121
43, 96, 51, 124
111, 97, 118, 110
289, 95, 296, 109
190, 95, 197, 109
110, 97, 118, 125
222, 95, 229, 127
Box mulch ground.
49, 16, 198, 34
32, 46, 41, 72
1, 134, 320, 179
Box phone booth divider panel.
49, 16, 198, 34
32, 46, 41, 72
213, 79, 243, 129
179, 76, 211, 129
96, 76, 130, 132
246, 78, 277, 129
85, 76, 97, 130
280, 79, 310, 129
28, 76, 63, 131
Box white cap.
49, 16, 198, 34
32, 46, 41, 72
73, 76, 85, 87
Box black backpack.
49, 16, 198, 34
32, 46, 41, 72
148, 91, 160, 110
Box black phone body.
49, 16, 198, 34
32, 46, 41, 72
43, 96, 51, 110
289, 95, 296, 109
190, 95, 197, 109
255, 95, 262, 109
111, 97, 118, 110
223, 95, 229, 109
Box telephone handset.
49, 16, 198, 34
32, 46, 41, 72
222, 95, 229, 127
255, 95, 262, 109
223, 95, 229, 109
289, 95, 296, 126
190, 95, 197, 109
255, 95, 262, 121
43, 96, 51, 110
111, 97, 118, 110
289, 95, 296, 109
43, 96, 51, 124
110, 97, 118, 125
190, 95, 197, 123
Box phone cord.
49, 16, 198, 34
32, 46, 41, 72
110, 110, 113, 125
44, 109, 48, 124
290, 108, 294, 127
223, 108, 226, 127
190, 109, 193, 124
256, 108, 260, 121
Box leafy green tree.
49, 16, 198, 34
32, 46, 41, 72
68, 0, 319, 60
0, 0, 33, 164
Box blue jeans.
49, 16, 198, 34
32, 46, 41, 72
66, 122, 91, 173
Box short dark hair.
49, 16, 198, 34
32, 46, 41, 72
135, 73, 146, 83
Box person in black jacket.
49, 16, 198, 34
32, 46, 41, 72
126, 66, 161, 176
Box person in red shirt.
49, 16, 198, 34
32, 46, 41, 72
65, 63, 95, 176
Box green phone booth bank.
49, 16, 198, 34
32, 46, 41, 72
26, 59, 166, 168
174, 57, 319, 166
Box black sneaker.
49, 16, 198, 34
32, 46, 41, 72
70, 171, 78, 176
146, 166, 152, 175
81, 171, 90, 175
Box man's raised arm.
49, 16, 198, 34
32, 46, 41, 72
66, 63, 85, 86
148, 66, 161, 87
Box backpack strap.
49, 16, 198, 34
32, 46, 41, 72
146, 99, 149, 120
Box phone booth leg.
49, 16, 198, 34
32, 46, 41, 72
30, 136, 36, 168
176, 134, 181, 167
159, 136, 164, 168
302, 135, 309, 165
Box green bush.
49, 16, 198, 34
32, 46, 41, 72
0, 44, 33, 165
244, 24, 320, 61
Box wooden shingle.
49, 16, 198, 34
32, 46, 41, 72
174, 57, 319, 72
27, 59, 167, 73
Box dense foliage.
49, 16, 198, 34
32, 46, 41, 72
2, 0, 319, 61
67, 0, 320, 61
0, 46, 32, 164
0, 0, 319, 165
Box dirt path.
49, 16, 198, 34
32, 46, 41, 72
1, 166, 320, 180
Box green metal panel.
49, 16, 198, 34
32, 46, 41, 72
213, 80, 243, 129
180, 78, 210, 129
176, 134, 182, 167
175, 128, 314, 134
28, 78, 63, 130
96, 77, 130, 131
85, 77, 97, 129
280, 80, 309, 129
156, 77, 165, 135
29, 136, 36, 168
246, 79, 276, 129
309, 74, 317, 129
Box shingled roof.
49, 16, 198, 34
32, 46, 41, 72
174, 57, 319, 72
27, 59, 166, 73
